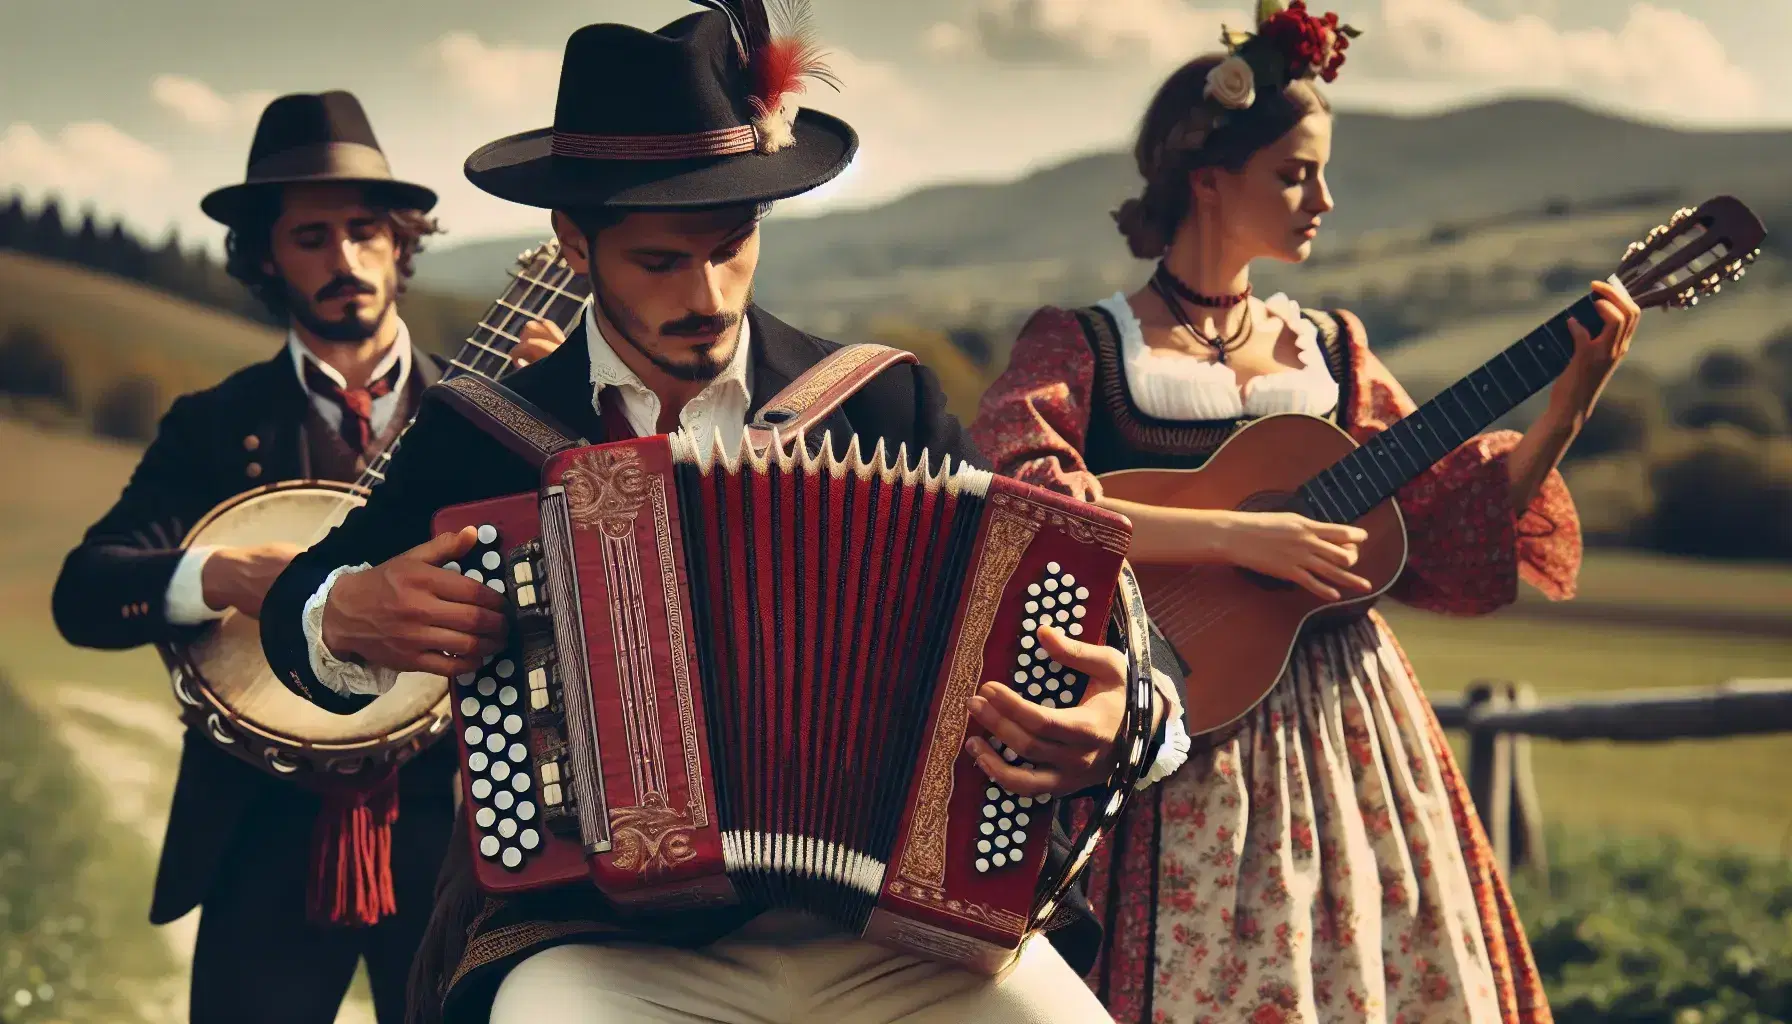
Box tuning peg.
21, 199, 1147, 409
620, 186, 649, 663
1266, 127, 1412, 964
1668, 206, 1695, 226
516, 249, 534, 266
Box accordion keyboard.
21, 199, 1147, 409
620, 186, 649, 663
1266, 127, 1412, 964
976, 560, 1093, 874
450, 523, 547, 873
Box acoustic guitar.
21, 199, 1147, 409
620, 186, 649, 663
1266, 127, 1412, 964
1096, 195, 1766, 737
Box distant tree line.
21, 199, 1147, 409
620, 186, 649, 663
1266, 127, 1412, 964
0, 191, 491, 354
0, 192, 277, 326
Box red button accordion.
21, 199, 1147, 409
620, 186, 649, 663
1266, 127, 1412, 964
431, 432, 1156, 972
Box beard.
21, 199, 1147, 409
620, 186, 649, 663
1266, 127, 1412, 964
286, 273, 394, 343
590, 270, 749, 384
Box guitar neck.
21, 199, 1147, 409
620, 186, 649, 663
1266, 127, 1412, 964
353, 252, 592, 490
1297, 292, 1602, 525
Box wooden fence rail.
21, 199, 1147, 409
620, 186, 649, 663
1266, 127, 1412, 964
1432, 678, 1792, 878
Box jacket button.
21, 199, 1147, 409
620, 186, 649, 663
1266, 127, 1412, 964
244, 434, 260, 451
246, 462, 262, 479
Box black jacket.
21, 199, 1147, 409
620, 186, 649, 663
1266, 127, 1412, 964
50, 346, 452, 925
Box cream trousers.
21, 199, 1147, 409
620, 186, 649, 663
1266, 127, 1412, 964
488, 911, 1114, 1024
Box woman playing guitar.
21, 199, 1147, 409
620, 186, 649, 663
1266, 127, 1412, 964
968, 4, 1642, 1022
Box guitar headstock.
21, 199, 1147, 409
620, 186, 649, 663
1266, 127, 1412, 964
1617, 195, 1766, 310
513, 239, 570, 282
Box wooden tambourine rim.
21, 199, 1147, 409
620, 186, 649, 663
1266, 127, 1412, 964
159, 478, 451, 777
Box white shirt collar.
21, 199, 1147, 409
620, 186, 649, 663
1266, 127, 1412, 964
584, 302, 753, 436
286, 318, 413, 392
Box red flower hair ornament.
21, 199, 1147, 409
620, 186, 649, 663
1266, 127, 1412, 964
1166, 0, 1361, 156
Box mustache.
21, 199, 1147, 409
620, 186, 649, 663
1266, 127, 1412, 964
315, 275, 378, 302
661, 310, 741, 337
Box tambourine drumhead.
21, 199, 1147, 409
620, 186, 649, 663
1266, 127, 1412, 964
178, 482, 448, 749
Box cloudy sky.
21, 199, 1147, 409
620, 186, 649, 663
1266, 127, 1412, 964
3, 0, 1788, 252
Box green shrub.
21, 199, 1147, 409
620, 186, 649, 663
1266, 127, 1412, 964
0, 675, 170, 1022
1647, 428, 1792, 559
1512, 829, 1792, 1024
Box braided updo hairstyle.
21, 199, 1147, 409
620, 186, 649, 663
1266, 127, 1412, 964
1113, 55, 1331, 260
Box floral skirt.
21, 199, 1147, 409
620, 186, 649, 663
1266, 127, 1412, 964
1074, 613, 1551, 1024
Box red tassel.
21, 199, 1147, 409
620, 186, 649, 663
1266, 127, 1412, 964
306, 768, 400, 928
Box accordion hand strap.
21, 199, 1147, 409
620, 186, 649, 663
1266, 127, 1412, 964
744, 344, 918, 453
425, 375, 587, 470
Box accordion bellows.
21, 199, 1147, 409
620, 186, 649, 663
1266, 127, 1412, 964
432, 431, 1153, 972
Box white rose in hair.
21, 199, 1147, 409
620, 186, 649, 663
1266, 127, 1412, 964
1204, 56, 1257, 110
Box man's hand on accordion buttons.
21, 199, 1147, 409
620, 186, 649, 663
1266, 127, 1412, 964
510, 319, 566, 369
320, 527, 511, 676
963, 623, 1132, 798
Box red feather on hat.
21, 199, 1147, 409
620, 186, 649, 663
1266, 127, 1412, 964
691, 0, 839, 153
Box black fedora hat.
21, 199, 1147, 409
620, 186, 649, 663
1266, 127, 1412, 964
464, 5, 857, 211
201, 90, 438, 226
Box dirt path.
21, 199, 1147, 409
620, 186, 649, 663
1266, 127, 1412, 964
38, 684, 376, 1024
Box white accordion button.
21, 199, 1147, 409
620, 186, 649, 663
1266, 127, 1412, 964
511, 772, 531, 792
975, 857, 990, 873
464, 725, 484, 746
501, 847, 522, 869
498, 818, 518, 839
499, 686, 518, 707
477, 524, 497, 545
490, 761, 511, 782
480, 835, 500, 859
482, 550, 501, 571
486, 733, 505, 754
494, 790, 514, 811
488, 579, 506, 594
444, 562, 460, 575
496, 659, 515, 678
1075, 586, 1089, 600
468, 752, 489, 773
477, 677, 496, 697
520, 828, 540, 850
460, 697, 479, 716
1047, 561, 1061, 573
475, 807, 496, 828
517, 801, 536, 821
992, 852, 1007, 867
503, 714, 523, 735
465, 569, 484, 584
509, 742, 528, 763
481, 705, 500, 726
471, 779, 492, 800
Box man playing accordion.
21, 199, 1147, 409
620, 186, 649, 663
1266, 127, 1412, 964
258, 5, 1192, 1022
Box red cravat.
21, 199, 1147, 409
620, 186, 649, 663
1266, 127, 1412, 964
304, 358, 401, 454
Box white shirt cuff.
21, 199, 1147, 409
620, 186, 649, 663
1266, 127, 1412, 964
165, 546, 227, 625
1135, 666, 1192, 790
301, 562, 400, 697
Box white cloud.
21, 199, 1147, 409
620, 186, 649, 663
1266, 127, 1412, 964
150, 74, 275, 132
0, 121, 197, 240
0, 122, 173, 193
424, 32, 561, 114
1371, 0, 1761, 119
925, 0, 1247, 68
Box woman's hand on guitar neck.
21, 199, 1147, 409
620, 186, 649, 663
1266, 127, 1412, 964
321, 527, 511, 676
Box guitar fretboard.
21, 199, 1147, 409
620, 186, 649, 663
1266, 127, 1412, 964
354, 252, 593, 490
1298, 292, 1602, 525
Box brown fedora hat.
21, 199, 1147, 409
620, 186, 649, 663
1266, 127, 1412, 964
201, 90, 437, 226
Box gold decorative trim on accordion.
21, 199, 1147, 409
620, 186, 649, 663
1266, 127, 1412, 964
901, 507, 1038, 890
561, 446, 709, 858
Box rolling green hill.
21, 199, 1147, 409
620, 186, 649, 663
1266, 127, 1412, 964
414, 98, 1792, 348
